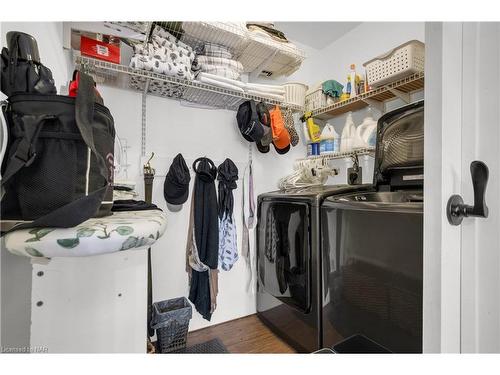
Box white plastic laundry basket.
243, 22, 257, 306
363, 40, 425, 87
305, 87, 327, 112
283, 82, 308, 108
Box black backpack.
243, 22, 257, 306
1, 71, 115, 234
0, 31, 57, 97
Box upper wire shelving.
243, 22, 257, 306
75, 55, 303, 112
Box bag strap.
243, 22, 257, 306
1, 71, 112, 235
1, 113, 52, 185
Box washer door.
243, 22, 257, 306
321, 198, 423, 353
257, 200, 311, 313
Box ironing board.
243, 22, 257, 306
2, 210, 167, 259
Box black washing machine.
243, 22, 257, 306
321, 100, 424, 353
256, 184, 371, 353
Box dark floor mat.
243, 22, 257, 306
175, 338, 229, 354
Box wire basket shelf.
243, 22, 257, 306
154, 21, 306, 77
295, 147, 376, 164
76, 55, 303, 112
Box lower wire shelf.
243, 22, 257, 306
75, 55, 304, 112
295, 147, 376, 163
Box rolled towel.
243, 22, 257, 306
178, 46, 195, 63
177, 39, 194, 55
152, 25, 177, 43
152, 58, 165, 74
153, 46, 168, 62
143, 56, 155, 71
130, 55, 145, 70
133, 44, 146, 55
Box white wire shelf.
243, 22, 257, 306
155, 22, 306, 78
295, 147, 376, 163
75, 55, 304, 112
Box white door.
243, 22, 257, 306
424, 22, 500, 353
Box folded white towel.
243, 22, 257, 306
196, 75, 245, 93
203, 43, 233, 59
198, 72, 246, 88
199, 65, 241, 80
196, 56, 243, 73
246, 89, 284, 101
246, 82, 286, 95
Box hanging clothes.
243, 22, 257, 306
217, 158, 239, 271
186, 157, 219, 321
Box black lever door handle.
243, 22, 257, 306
447, 161, 489, 226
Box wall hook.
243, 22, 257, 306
143, 152, 155, 175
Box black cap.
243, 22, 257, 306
256, 140, 270, 153
236, 100, 265, 143
273, 143, 290, 155
164, 153, 191, 205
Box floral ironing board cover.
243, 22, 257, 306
2, 210, 167, 259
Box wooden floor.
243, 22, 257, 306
186, 314, 297, 353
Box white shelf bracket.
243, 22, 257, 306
361, 98, 384, 112
249, 50, 279, 80
141, 79, 150, 157
387, 87, 411, 103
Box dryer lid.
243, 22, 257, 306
373, 100, 424, 190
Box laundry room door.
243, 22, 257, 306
424, 22, 500, 353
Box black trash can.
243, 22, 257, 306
151, 297, 192, 353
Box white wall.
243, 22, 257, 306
299, 22, 425, 185
100, 86, 307, 331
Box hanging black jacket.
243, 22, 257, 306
188, 157, 219, 321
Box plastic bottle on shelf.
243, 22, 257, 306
306, 117, 321, 143
302, 119, 314, 157
349, 64, 358, 98
340, 111, 356, 153
355, 106, 378, 148
319, 123, 339, 154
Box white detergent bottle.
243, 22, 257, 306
340, 112, 356, 153
355, 107, 378, 148
320, 123, 338, 154
303, 121, 313, 156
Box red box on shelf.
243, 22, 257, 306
80, 35, 120, 64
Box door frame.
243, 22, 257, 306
423, 22, 463, 353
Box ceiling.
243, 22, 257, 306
274, 22, 361, 50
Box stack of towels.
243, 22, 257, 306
129, 25, 195, 81
192, 43, 243, 80
192, 43, 286, 101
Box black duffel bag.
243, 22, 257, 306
1, 71, 115, 234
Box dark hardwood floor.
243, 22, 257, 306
186, 314, 297, 353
